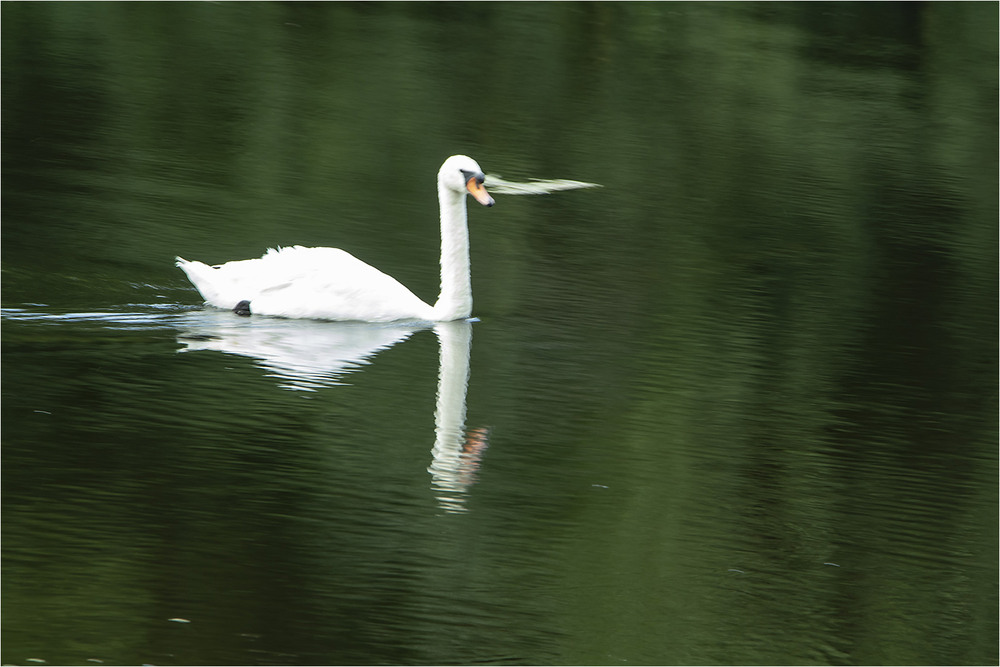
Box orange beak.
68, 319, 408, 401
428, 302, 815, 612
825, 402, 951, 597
466, 175, 495, 207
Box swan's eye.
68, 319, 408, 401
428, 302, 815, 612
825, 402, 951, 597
460, 169, 484, 185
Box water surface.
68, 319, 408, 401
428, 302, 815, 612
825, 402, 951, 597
3, 3, 997, 665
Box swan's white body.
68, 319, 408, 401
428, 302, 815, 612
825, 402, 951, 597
176, 155, 493, 322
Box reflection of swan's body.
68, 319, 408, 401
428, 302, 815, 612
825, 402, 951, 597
175, 155, 494, 322
176, 313, 487, 510
176, 310, 423, 390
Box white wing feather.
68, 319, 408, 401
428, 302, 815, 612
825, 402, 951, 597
177, 246, 434, 322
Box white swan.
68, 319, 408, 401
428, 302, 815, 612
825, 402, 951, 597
175, 155, 494, 322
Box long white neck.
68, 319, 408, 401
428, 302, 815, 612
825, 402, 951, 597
431, 183, 472, 321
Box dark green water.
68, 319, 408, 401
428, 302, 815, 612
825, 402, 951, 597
2, 3, 997, 665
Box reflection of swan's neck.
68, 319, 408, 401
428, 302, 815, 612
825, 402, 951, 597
432, 184, 471, 322
429, 321, 472, 510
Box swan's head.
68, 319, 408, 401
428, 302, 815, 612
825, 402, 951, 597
439, 155, 494, 207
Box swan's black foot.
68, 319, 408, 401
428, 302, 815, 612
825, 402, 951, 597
233, 300, 252, 317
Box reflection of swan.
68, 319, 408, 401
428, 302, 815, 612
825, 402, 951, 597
176, 309, 423, 390
175, 155, 494, 322
176, 313, 489, 510
428, 320, 489, 513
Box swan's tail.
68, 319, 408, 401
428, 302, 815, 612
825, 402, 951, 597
175, 256, 235, 308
